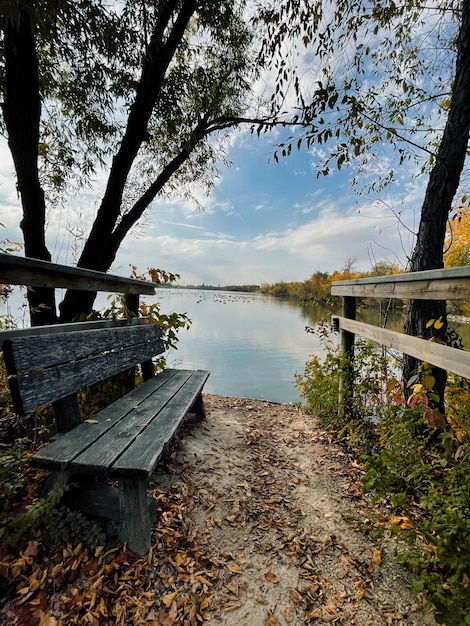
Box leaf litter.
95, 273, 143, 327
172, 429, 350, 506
0, 394, 436, 625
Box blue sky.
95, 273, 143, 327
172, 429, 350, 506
114, 128, 421, 286
0, 125, 422, 288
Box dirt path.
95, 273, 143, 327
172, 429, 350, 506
151, 394, 436, 626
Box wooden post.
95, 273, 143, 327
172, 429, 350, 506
119, 479, 152, 555
124, 293, 140, 319
339, 296, 356, 418
52, 394, 82, 432
122, 293, 142, 386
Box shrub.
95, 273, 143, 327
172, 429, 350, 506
296, 321, 470, 621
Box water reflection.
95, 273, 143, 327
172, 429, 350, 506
153, 289, 338, 404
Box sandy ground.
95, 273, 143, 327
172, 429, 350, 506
150, 394, 437, 626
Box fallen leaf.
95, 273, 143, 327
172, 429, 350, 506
265, 611, 282, 626
289, 587, 302, 603
284, 601, 294, 622
390, 516, 413, 530
372, 548, 382, 566
227, 563, 243, 574
38, 611, 58, 626
84, 419, 99, 424
264, 571, 278, 583
162, 591, 178, 608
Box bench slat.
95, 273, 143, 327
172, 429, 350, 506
70, 370, 199, 475
3, 324, 162, 371
4, 326, 164, 414
31, 369, 183, 471
111, 370, 210, 478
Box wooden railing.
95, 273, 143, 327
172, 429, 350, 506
0, 253, 160, 333
331, 266, 470, 414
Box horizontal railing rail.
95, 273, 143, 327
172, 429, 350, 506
331, 265, 470, 414
0, 253, 158, 295
331, 266, 470, 300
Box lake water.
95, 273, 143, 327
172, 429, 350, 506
5, 285, 468, 405
153, 289, 336, 404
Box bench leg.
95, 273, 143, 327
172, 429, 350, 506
119, 478, 152, 555
41, 469, 70, 497
190, 392, 206, 419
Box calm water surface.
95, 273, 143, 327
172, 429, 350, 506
154, 289, 335, 404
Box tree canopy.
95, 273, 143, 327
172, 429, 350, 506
256, 0, 467, 196
1, 0, 257, 322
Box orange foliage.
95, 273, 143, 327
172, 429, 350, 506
444, 205, 470, 267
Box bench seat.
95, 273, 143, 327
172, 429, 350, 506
32, 368, 209, 480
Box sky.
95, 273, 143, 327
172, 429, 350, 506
0, 1, 443, 290
0, 129, 425, 289
1, 0, 458, 290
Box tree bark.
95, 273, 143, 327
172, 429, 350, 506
3, 5, 57, 325
403, 0, 470, 411
59, 0, 197, 322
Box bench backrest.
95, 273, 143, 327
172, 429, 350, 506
2, 323, 164, 417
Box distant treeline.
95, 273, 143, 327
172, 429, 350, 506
180, 261, 403, 305
258, 262, 404, 305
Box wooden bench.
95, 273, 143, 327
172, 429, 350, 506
2, 320, 209, 554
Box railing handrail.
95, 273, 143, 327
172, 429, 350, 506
330, 265, 470, 415
331, 265, 470, 286
0, 253, 158, 295
331, 265, 470, 300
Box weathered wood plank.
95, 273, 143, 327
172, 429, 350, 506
71, 370, 202, 476
0, 253, 157, 294
331, 266, 470, 300
111, 371, 210, 478
119, 479, 153, 554
335, 316, 470, 379
4, 323, 163, 371
31, 369, 182, 471
4, 328, 165, 414
0, 317, 150, 341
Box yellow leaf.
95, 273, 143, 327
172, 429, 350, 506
421, 375, 435, 390
391, 516, 413, 530
425, 319, 435, 328
84, 419, 99, 424
162, 591, 178, 608
434, 316, 444, 329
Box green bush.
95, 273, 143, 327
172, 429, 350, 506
296, 322, 470, 622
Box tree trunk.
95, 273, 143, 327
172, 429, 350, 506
3, 6, 57, 325
59, 0, 197, 322
403, 0, 470, 411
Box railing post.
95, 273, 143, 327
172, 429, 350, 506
339, 296, 356, 418
124, 293, 140, 318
